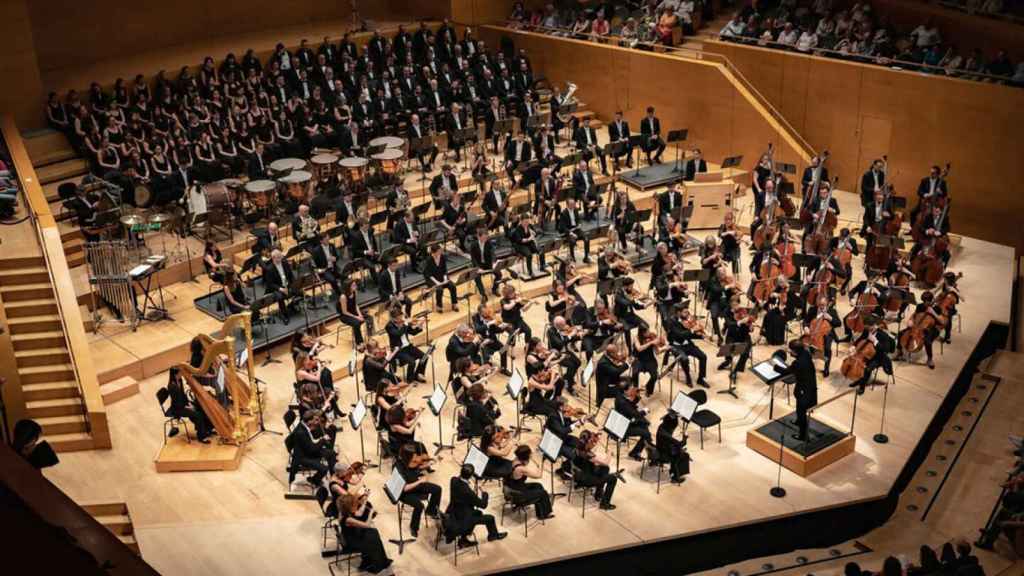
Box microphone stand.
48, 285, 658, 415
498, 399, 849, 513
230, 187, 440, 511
770, 429, 786, 497
247, 377, 283, 440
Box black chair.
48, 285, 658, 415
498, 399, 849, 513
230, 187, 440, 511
684, 389, 721, 449
639, 444, 669, 493
156, 387, 192, 445
315, 485, 339, 553
500, 481, 542, 537
326, 526, 361, 576
283, 410, 322, 490
434, 512, 480, 566
566, 460, 594, 518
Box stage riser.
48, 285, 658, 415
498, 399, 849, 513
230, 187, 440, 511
747, 430, 857, 477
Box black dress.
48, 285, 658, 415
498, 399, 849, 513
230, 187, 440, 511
761, 292, 787, 346
340, 506, 390, 573
506, 463, 553, 518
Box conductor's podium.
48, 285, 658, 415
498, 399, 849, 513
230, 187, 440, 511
747, 411, 857, 477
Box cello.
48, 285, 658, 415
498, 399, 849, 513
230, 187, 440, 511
898, 303, 944, 354
802, 180, 838, 257
884, 263, 914, 313
840, 337, 876, 382
804, 255, 835, 308
775, 228, 797, 279
752, 248, 782, 303
843, 284, 880, 335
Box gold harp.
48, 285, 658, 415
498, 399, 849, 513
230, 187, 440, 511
175, 337, 245, 444
221, 312, 257, 415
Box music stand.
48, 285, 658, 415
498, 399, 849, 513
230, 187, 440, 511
716, 342, 749, 398
383, 467, 416, 553
539, 428, 566, 499
368, 210, 389, 231
751, 356, 788, 420
251, 293, 281, 365
776, 162, 797, 175
605, 140, 626, 177
603, 409, 631, 479
348, 399, 378, 469
506, 368, 528, 437
427, 384, 452, 455
408, 136, 434, 178
463, 443, 490, 487
454, 268, 478, 323
721, 155, 743, 170
526, 113, 547, 132
628, 135, 645, 176
667, 129, 689, 174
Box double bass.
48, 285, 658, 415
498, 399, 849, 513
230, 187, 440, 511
910, 200, 950, 287
802, 181, 838, 256
800, 150, 830, 225
912, 163, 951, 230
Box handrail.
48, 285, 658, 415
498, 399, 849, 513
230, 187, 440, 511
489, 22, 817, 161
0, 115, 109, 447
709, 33, 1018, 86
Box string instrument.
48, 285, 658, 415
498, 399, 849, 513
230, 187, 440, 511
881, 183, 903, 236
339, 461, 367, 482
800, 150, 830, 225
803, 312, 832, 352
804, 262, 834, 307
753, 202, 778, 250
682, 314, 706, 336
840, 338, 876, 381
802, 184, 838, 256
775, 233, 797, 278
898, 307, 944, 353
563, 405, 588, 420
884, 267, 913, 312
843, 289, 879, 335
910, 200, 951, 287
752, 250, 782, 303
640, 330, 668, 350
913, 162, 951, 230
935, 277, 963, 318
408, 452, 439, 469
627, 285, 654, 308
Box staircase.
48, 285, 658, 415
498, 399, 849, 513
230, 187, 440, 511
80, 502, 141, 555
23, 130, 89, 269
0, 256, 94, 452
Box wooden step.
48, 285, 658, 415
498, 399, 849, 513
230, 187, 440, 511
93, 514, 133, 536
0, 256, 45, 271
0, 282, 55, 302
41, 432, 94, 452
66, 250, 86, 269
64, 235, 86, 255
61, 226, 84, 243
19, 363, 76, 385
80, 502, 129, 517
37, 414, 89, 435
36, 158, 89, 186
44, 176, 85, 204
0, 267, 50, 285
6, 314, 62, 334
10, 330, 65, 351
4, 298, 58, 318
100, 376, 139, 405
15, 347, 71, 367
118, 534, 141, 555
22, 381, 80, 402
25, 396, 84, 418
24, 130, 76, 168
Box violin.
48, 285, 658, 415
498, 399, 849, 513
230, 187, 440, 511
408, 452, 438, 469
840, 337, 876, 381
596, 306, 624, 332
682, 314, 706, 336
340, 461, 368, 482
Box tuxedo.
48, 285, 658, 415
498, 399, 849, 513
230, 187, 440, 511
407, 123, 439, 169
684, 158, 707, 181
607, 119, 633, 165
639, 116, 666, 162
779, 346, 818, 440
573, 125, 607, 173
308, 242, 342, 294
860, 169, 885, 206
557, 204, 590, 261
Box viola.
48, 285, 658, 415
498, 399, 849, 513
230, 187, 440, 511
840, 338, 876, 381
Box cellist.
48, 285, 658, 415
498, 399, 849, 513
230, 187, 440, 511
937, 272, 963, 344
895, 291, 943, 369
862, 189, 894, 251
846, 318, 895, 394
828, 228, 859, 295
804, 295, 841, 377
839, 269, 886, 343
802, 181, 840, 242
910, 203, 951, 267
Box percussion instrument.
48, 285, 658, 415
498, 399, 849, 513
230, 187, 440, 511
339, 157, 369, 185
216, 178, 244, 202
279, 170, 314, 202
134, 183, 153, 208
120, 213, 145, 227
370, 136, 404, 150
244, 179, 276, 209
310, 153, 339, 183
202, 183, 232, 213
371, 148, 404, 176
148, 212, 173, 226
269, 158, 307, 175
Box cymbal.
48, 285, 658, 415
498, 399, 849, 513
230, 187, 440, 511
148, 212, 173, 224
120, 214, 145, 226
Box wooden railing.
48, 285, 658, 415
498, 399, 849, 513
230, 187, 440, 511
0, 115, 110, 449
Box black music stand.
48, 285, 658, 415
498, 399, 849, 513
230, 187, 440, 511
539, 428, 567, 499
776, 162, 797, 175
454, 268, 478, 324
752, 355, 790, 420
454, 127, 478, 172
721, 155, 743, 170
716, 342, 748, 398
252, 293, 282, 366
383, 468, 416, 554
526, 113, 547, 132
408, 136, 434, 178
629, 135, 645, 176
668, 129, 689, 174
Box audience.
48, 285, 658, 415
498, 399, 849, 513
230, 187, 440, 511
843, 539, 986, 576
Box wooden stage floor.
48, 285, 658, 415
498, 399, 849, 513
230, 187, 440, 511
41, 188, 1016, 576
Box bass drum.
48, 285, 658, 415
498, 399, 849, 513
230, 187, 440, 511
203, 183, 232, 212
134, 183, 154, 208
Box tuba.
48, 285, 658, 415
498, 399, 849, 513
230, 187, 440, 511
556, 82, 578, 123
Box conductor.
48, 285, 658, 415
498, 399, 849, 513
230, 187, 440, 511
779, 339, 817, 442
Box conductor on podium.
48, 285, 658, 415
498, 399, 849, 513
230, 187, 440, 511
779, 339, 817, 442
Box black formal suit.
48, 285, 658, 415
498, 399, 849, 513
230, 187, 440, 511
779, 346, 817, 441
684, 158, 707, 181
429, 172, 458, 205
247, 151, 269, 180
573, 125, 607, 173
444, 476, 500, 540
347, 224, 379, 264
860, 169, 885, 207
801, 165, 830, 193
606, 119, 633, 166
596, 355, 628, 409
261, 260, 295, 322
862, 198, 893, 244
482, 187, 507, 230
545, 411, 581, 469
286, 422, 335, 484
613, 393, 652, 456
252, 227, 283, 254
376, 266, 412, 317
658, 189, 684, 221
407, 123, 438, 169
393, 219, 421, 270
423, 254, 458, 308
663, 317, 707, 384
308, 242, 342, 294
849, 329, 895, 389
639, 116, 666, 162
469, 236, 502, 297
572, 169, 596, 201
338, 129, 364, 156
504, 137, 532, 184
386, 319, 427, 381
445, 109, 469, 160
557, 205, 590, 261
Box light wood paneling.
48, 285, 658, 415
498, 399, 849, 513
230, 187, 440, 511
0, 0, 45, 130
476, 26, 811, 178
704, 39, 1024, 253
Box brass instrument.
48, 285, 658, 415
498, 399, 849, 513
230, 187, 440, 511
298, 214, 318, 241
556, 82, 578, 124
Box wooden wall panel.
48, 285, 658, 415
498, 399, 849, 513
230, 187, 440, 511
451, 0, 542, 25
28, 0, 355, 73
868, 0, 1024, 59
0, 0, 45, 130
704, 39, 1024, 252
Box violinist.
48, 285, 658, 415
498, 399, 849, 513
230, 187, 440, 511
369, 351, 407, 430
546, 281, 572, 322
573, 430, 618, 510
573, 300, 607, 360
718, 210, 742, 274
705, 265, 734, 341
719, 295, 754, 376
664, 307, 709, 387
633, 325, 666, 396
650, 243, 672, 291
612, 187, 639, 252
616, 382, 654, 460
804, 296, 841, 377
500, 283, 534, 348
596, 343, 630, 412
297, 384, 338, 444
336, 491, 392, 574
295, 351, 343, 417
465, 382, 499, 437
386, 404, 428, 457
525, 361, 562, 419
506, 445, 555, 519
655, 266, 691, 320
546, 398, 585, 477
509, 213, 547, 277
473, 302, 512, 375
449, 357, 476, 403
424, 243, 459, 312
895, 291, 942, 369
700, 236, 723, 284
656, 412, 691, 484
847, 320, 895, 393
396, 443, 443, 539
548, 316, 583, 395
614, 277, 651, 353
829, 228, 859, 295
480, 425, 515, 479
558, 259, 588, 304
286, 409, 337, 486
328, 462, 374, 517
385, 308, 428, 383
558, 197, 592, 263
446, 324, 483, 366
761, 276, 790, 346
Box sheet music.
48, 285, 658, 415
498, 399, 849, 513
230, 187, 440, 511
671, 392, 699, 420
582, 358, 595, 384
463, 444, 489, 478
236, 348, 248, 369
349, 399, 367, 430
604, 409, 630, 440
384, 467, 406, 504
752, 361, 781, 382
539, 429, 564, 462
428, 385, 446, 415
506, 368, 525, 398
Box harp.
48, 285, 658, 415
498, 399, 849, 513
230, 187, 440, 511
221, 312, 257, 415
175, 337, 245, 444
